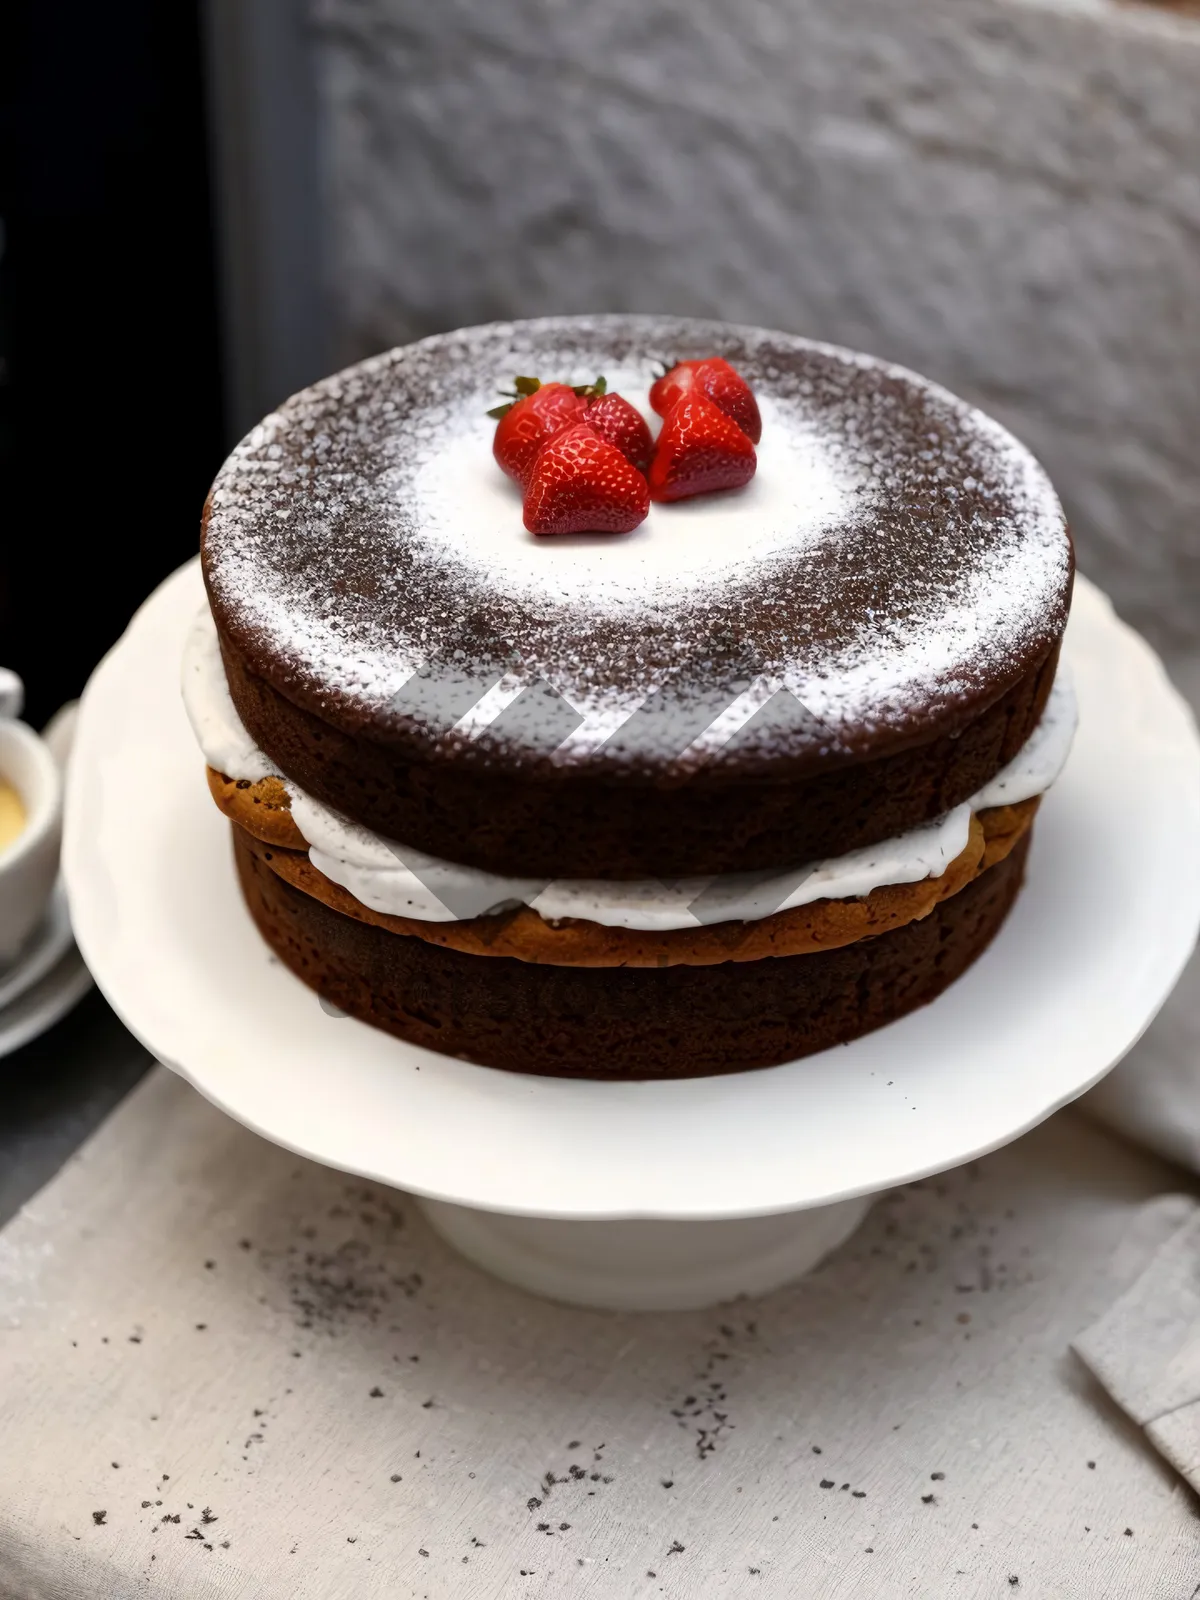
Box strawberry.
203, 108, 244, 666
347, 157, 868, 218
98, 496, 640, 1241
649, 357, 762, 444
523, 423, 650, 536
647, 393, 757, 503
490, 378, 589, 487
584, 389, 653, 471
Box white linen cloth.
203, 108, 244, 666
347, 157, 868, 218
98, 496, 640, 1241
1086, 949, 1200, 1173
1084, 646, 1200, 1170
1074, 1200, 1200, 1493
2, 1067, 1198, 1599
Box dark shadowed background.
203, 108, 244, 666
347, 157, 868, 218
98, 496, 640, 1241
3, 3, 224, 726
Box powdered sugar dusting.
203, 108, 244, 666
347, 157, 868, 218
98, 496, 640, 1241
410, 380, 851, 604
202, 316, 1071, 772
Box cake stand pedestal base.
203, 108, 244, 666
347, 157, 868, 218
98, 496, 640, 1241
417, 1194, 874, 1311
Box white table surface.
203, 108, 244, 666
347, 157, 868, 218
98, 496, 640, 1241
1, 1067, 1198, 1599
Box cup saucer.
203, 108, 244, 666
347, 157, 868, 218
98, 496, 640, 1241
0, 942, 92, 1062
0, 879, 75, 1015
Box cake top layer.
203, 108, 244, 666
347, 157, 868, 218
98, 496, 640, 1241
201, 316, 1072, 778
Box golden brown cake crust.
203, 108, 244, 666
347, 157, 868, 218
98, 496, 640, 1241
216, 763, 1036, 968
206, 768, 299, 846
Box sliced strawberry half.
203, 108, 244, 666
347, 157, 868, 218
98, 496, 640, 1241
649, 357, 762, 444
523, 423, 650, 536
648, 393, 757, 503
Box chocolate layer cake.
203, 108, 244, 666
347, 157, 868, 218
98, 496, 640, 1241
188, 315, 1075, 1078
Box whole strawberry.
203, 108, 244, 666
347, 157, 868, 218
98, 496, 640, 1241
585, 391, 653, 471
524, 423, 650, 536
649, 357, 762, 444
559, 375, 655, 471
490, 378, 589, 488
648, 393, 757, 503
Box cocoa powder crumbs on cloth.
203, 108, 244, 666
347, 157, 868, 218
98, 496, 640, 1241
1, 1071, 1199, 1597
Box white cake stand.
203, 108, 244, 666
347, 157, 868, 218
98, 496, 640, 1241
63, 563, 1200, 1310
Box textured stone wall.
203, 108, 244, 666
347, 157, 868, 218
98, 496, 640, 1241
312, 0, 1200, 689
307, 0, 1199, 1129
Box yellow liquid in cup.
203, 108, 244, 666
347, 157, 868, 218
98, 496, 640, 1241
0, 779, 25, 852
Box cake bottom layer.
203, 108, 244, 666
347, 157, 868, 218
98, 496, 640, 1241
234, 825, 1030, 1080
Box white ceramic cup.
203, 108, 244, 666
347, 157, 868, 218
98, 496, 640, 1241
0, 675, 63, 968
0, 669, 22, 721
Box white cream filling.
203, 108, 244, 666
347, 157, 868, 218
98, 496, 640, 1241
183, 607, 1076, 932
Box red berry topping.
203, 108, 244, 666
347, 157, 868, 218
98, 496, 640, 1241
490, 378, 589, 488
647, 393, 757, 503
649, 357, 762, 444
585, 390, 653, 471
523, 423, 650, 536
648, 362, 698, 418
